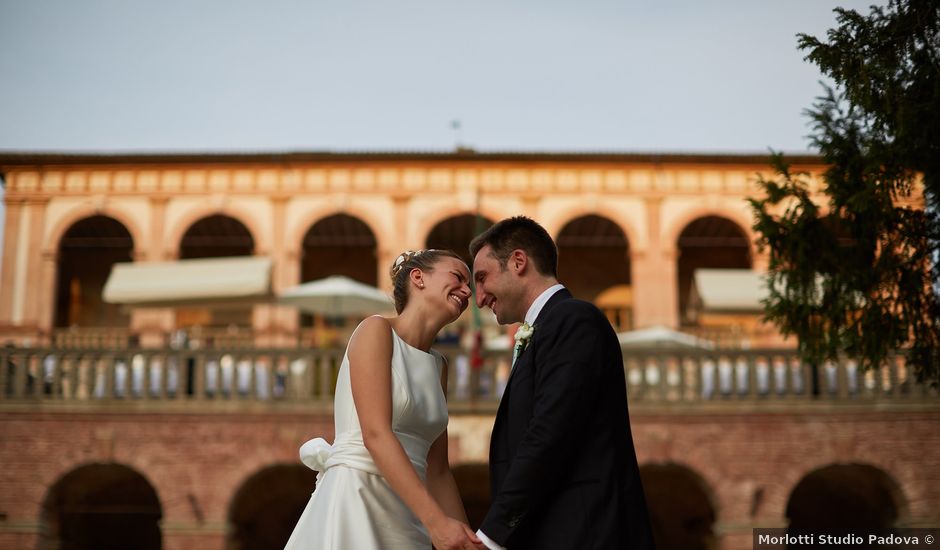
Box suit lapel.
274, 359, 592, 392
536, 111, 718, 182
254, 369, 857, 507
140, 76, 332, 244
503, 288, 572, 388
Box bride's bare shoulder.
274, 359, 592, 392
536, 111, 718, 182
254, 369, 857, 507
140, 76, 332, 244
355, 314, 392, 332
348, 315, 393, 349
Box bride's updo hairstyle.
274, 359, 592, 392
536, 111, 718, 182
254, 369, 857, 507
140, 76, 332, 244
390, 249, 464, 314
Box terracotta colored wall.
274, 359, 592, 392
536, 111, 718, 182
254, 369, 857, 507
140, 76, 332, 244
1, 405, 938, 550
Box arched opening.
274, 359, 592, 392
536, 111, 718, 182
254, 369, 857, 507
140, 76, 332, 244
176, 215, 256, 336
54, 216, 134, 329
301, 214, 378, 286
299, 214, 379, 346
425, 213, 494, 267
639, 463, 716, 550
452, 463, 491, 531
179, 214, 255, 260
39, 462, 162, 550
677, 216, 751, 325
228, 464, 317, 550
557, 215, 632, 330
787, 463, 903, 530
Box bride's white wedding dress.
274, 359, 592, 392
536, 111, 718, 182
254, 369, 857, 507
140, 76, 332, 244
284, 328, 448, 549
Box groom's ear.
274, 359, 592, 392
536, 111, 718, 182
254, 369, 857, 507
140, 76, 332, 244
509, 249, 528, 275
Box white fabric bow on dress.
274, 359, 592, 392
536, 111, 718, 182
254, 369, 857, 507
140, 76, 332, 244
300, 438, 333, 473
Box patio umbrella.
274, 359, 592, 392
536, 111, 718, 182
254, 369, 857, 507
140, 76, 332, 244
617, 325, 715, 350
278, 276, 394, 316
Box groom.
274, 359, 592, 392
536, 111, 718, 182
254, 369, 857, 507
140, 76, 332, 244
469, 216, 655, 550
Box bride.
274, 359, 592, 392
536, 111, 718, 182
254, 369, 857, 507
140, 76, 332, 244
285, 249, 484, 550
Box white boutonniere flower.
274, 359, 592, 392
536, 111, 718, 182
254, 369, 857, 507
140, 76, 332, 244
512, 322, 535, 366
515, 322, 534, 348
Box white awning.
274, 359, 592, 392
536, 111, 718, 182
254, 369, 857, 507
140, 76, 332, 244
691, 268, 767, 312
103, 256, 273, 306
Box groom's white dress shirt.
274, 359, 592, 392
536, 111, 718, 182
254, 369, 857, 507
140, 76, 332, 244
476, 283, 565, 550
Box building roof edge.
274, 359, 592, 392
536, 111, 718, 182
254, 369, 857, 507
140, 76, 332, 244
0, 149, 825, 167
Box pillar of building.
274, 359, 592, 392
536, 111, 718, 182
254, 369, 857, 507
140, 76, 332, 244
253, 195, 297, 348
630, 248, 679, 328
380, 193, 413, 293
24, 199, 50, 345
752, 248, 770, 273
0, 198, 23, 331
265, 246, 301, 348
630, 197, 680, 328
129, 196, 175, 349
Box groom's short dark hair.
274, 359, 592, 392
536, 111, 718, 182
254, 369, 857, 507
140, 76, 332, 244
469, 216, 558, 277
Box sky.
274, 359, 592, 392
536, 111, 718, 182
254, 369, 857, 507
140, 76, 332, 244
0, 0, 876, 154
0, 0, 877, 258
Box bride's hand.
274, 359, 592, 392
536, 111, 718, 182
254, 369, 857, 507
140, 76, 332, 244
428, 516, 485, 550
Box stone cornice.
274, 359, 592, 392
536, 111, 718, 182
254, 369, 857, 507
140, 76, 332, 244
1, 161, 826, 198
0, 150, 825, 168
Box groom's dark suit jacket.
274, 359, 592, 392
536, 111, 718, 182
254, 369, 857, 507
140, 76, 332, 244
480, 288, 655, 549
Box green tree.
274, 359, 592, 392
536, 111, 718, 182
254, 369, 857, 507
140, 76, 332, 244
749, 0, 940, 385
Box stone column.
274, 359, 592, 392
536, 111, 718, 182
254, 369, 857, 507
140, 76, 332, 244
272, 195, 299, 347
130, 240, 174, 349
130, 196, 175, 348
148, 195, 169, 262
253, 195, 296, 347
23, 198, 49, 343
752, 248, 770, 273
278, 247, 302, 345
0, 198, 23, 327
630, 248, 680, 329
630, 197, 679, 328
382, 193, 413, 292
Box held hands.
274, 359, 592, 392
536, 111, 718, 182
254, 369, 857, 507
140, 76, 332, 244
428, 515, 486, 550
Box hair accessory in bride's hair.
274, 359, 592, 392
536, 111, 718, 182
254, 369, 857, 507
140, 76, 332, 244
391, 249, 428, 277
391, 251, 413, 277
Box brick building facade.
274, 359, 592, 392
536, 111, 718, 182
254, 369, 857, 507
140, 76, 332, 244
0, 151, 937, 549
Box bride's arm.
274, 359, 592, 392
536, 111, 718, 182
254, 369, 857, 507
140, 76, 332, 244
349, 317, 480, 550
426, 362, 470, 523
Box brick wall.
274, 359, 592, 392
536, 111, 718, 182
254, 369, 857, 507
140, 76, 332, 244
1, 405, 938, 550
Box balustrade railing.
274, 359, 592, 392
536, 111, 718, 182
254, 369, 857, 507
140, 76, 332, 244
0, 346, 935, 407
622, 350, 935, 403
